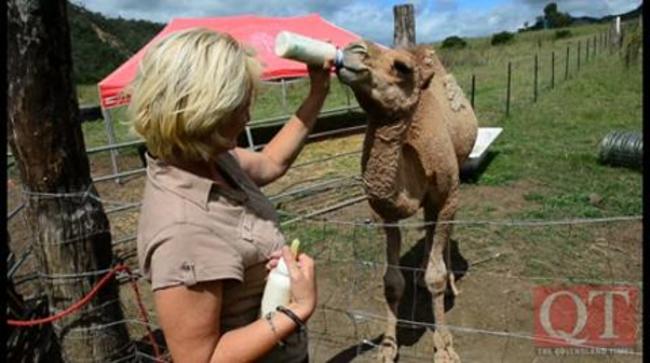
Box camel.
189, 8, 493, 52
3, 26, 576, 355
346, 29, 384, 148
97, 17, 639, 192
337, 40, 478, 362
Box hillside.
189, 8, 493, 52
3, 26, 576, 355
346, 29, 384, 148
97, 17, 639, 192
68, 1, 164, 84
520, 3, 642, 31
571, 3, 642, 25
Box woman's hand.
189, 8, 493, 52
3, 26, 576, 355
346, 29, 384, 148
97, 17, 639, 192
307, 59, 333, 98
265, 248, 283, 271
280, 246, 317, 321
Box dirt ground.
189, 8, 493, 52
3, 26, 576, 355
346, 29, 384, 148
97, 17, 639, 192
7, 137, 643, 363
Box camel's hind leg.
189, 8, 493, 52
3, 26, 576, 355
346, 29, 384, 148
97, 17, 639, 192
424, 191, 461, 363
378, 223, 405, 363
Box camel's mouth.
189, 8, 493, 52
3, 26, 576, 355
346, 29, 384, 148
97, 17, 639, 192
337, 42, 370, 86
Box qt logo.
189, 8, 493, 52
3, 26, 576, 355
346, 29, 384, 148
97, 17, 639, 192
533, 285, 638, 348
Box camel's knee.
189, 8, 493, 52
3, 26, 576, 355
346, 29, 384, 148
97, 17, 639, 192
383, 267, 405, 304
424, 260, 448, 295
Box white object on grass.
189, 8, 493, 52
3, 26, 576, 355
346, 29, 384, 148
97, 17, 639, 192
461, 127, 503, 173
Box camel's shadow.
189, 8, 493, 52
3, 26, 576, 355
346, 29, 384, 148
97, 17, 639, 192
460, 150, 500, 183
324, 237, 469, 362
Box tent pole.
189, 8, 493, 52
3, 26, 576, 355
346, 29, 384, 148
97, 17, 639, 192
245, 126, 255, 150
281, 78, 289, 115
101, 107, 121, 184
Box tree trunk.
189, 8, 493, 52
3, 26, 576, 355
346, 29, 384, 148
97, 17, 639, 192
6, 233, 62, 363
393, 4, 416, 48
7, 1, 131, 362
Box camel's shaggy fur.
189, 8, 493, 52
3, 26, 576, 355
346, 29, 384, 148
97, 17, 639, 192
337, 41, 478, 362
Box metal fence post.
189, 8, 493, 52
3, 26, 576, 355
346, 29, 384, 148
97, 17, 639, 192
586, 41, 590, 62
100, 107, 120, 184
565, 45, 570, 80
534, 54, 538, 102
551, 51, 555, 89
600, 32, 603, 50
577, 41, 581, 71
470, 74, 476, 109
506, 62, 511, 117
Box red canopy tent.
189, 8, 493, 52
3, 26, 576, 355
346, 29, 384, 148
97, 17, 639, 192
98, 14, 362, 109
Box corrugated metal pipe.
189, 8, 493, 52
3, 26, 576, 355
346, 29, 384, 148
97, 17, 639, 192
598, 131, 643, 170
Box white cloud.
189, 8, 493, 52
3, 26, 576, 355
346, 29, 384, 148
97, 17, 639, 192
75, 0, 642, 45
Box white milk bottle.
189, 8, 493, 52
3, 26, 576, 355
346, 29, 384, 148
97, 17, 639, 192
274, 31, 343, 68
260, 239, 300, 316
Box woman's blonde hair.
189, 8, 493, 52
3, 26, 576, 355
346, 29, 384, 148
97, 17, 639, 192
128, 28, 262, 163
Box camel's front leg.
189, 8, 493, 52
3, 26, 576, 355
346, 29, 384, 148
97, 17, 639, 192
425, 191, 461, 363
378, 223, 404, 363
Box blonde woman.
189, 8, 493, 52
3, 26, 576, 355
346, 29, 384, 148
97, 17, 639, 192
130, 28, 331, 362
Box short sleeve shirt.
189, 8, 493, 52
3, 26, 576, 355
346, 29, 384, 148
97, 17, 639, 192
137, 151, 307, 362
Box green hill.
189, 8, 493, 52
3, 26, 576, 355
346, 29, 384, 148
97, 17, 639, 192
68, 1, 164, 84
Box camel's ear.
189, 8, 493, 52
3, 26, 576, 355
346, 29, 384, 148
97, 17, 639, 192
412, 46, 435, 89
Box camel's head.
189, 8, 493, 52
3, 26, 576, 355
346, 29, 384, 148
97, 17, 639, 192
337, 40, 436, 122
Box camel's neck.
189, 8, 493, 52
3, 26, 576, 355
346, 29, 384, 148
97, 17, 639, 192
361, 118, 411, 200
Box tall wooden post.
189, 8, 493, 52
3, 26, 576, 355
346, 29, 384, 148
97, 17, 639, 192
7, 1, 132, 361
393, 4, 416, 48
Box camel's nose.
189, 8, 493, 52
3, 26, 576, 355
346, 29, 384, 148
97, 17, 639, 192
344, 41, 368, 56
339, 41, 369, 73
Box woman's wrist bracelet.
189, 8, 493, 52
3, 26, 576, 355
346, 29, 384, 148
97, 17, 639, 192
276, 305, 307, 333
264, 311, 286, 347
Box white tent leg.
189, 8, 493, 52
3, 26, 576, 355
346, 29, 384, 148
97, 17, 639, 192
245, 126, 255, 150
281, 78, 289, 115
101, 107, 121, 184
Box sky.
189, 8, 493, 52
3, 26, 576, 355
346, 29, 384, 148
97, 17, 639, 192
76, 0, 642, 46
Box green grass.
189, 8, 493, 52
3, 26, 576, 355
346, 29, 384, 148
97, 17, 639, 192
478, 50, 641, 218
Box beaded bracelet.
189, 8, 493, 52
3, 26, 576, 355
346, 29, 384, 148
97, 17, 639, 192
276, 305, 306, 333
264, 311, 286, 347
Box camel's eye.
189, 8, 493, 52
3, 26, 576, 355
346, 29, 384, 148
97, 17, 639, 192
393, 60, 412, 75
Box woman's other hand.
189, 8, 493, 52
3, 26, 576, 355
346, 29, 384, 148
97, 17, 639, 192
281, 246, 317, 321
265, 248, 283, 271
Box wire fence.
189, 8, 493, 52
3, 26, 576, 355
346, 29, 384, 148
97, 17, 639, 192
6, 179, 643, 361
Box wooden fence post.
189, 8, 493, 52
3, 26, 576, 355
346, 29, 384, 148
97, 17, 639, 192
393, 4, 416, 48
506, 62, 512, 116
7, 1, 132, 361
